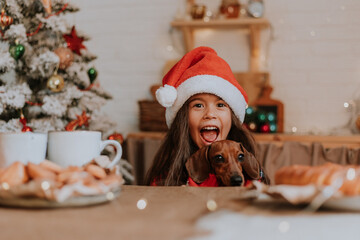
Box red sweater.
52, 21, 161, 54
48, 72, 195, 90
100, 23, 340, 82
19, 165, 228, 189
151, 173, 253, 187
187, 173, 219, 187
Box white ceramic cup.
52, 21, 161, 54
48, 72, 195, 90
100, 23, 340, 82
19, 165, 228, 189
0, 132, 48, 167
47, 131, 122, 168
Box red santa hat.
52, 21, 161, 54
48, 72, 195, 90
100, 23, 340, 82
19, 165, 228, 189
156, 46, 248, 127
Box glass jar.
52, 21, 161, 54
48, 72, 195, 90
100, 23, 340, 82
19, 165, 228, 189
219, 0, 241, 18
190, 4, 206, 20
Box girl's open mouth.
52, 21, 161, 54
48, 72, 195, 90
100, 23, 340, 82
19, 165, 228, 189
200, 126, 219, 143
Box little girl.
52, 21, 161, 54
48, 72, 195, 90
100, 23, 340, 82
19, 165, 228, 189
145, 46, 260, 186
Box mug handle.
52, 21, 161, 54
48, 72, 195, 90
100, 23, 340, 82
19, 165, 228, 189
100, 140, 122, 169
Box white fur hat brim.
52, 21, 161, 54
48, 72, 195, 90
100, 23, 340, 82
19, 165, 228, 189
161, 75, 247, 127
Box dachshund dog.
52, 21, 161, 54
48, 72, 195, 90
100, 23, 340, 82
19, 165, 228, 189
186, 140, 269, 186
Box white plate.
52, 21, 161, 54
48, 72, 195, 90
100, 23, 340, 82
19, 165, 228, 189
323, 196, 360, 211
0, 188, 121, 208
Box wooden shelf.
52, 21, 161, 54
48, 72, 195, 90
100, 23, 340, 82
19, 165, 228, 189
126, 132, 360, 149
254, 133, 360, 149
171, 17, 270, 72
171, 18, 270, 28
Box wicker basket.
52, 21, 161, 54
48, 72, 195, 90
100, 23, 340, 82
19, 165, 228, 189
138, 100, 168, 132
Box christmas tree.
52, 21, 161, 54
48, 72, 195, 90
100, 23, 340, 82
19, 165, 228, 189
0, 0, 116, 134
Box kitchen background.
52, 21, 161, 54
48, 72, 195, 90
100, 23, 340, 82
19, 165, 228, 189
72, 0, 360, 136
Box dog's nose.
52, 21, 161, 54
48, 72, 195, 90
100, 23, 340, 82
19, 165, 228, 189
230, 175, 243, 186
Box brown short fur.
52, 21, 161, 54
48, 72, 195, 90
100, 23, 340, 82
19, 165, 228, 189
186, 140, 270, 186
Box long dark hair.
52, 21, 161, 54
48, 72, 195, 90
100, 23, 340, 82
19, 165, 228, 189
145, 100, 257, 186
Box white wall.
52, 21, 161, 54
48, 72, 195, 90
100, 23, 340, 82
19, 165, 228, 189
73, 0, 360, 136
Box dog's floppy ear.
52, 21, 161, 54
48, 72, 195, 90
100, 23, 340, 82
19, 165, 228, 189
185, 145, 211, 183
239, 143, 260, 179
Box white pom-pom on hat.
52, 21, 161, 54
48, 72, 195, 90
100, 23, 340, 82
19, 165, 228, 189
156, 84, 177, 108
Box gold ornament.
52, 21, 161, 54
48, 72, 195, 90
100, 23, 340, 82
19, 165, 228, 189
54, 47, 74, 69
47, 74, 65, 92
41, 0, 52, 14
356, 115, 360, 131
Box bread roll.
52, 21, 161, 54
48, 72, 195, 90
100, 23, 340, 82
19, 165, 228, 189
85, 164, 107, 179
275, 165, 296, 185
274, 163, 360, 196
39, 160, 63, 174
27, 162, 57, 181
340, 178, 360, 196
0, 162, 29, 186
275, 165, 310, 185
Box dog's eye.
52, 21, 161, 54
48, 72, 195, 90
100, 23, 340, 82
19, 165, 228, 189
238, 154, 244, 162
214, 155, 224, 163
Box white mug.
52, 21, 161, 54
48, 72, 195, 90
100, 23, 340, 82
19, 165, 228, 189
47, 131, 122, 168
0, 132, 48, 167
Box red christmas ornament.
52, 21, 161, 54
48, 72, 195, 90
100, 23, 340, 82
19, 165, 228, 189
22, 126, 33, 132
108, 132, 124, 145
0, 8, 13, 30
19, 112, 33, 132
63, 26, 86, 55
108, 132, 124, 153
65, 111, 90, 131
260, 124, 270, 133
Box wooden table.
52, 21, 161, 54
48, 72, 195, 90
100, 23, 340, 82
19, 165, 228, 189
1, 185, 359, 240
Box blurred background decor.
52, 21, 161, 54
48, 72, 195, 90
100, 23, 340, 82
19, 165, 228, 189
0, 0, 115, 135
219, 0, 241, 19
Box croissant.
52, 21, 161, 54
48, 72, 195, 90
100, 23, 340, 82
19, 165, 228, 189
275, 163, 360, 196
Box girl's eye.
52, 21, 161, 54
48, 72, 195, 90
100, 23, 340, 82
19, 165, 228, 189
193, 103, 203, 108
217, 103, 227, 108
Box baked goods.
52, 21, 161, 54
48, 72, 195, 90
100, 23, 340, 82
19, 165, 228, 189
275, 163, 360, 196
0, 162, 28, 186
28, 162, 57, 181
0, 159, 124, 201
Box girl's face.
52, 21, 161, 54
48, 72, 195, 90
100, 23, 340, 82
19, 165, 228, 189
188, 93, 232, 149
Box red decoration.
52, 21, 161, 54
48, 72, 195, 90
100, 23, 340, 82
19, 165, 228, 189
260, 124, 270, 133
26, 101, 43, 106
108, 132, 124, 145
22, 126, 33, 132
79, 83, 94, 91
19, 112, 33, 132
65, 111, 90, 131
78, 82, 101, 92
0, 8, 13, 30
1, 3, 68, 39
63, 26, 86, 55
108, 132, 124, 153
